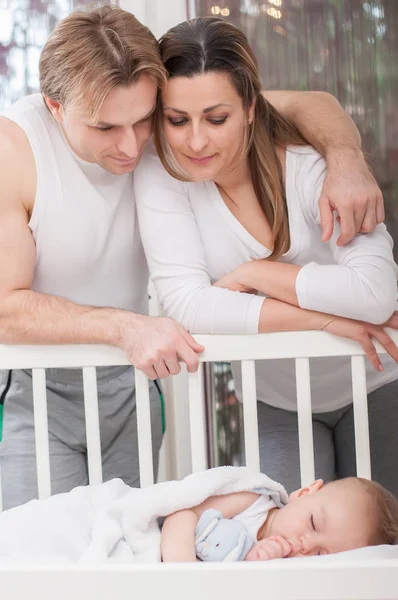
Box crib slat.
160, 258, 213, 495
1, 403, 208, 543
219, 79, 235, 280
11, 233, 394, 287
295, 358, 315, 487
351, 355, 371, 479
241, 360, 260, 471
188, 364, 207, 472
0, 463, 3, 512
32, 368, 51, 499
135, 369, 154, 487
82, 367, 103, 485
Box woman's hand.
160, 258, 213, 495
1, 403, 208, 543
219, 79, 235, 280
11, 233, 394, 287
323, 312, 398, 371
213, 263, 258, 294
320, 148, 384, 246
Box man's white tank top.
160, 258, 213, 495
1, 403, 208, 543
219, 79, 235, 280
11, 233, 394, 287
1, 93, 148, 314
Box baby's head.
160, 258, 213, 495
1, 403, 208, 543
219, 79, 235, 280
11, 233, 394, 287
266, 477, 398, 557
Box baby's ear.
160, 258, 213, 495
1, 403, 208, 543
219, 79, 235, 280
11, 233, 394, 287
289, 479, 324, 502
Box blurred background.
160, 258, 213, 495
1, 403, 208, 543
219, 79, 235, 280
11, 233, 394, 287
1, 0, 397, 468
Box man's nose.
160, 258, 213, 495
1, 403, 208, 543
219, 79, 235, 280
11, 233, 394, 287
117, 129, 138, 158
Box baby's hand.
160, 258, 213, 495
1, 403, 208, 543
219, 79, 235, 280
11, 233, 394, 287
245, 536, 297, 561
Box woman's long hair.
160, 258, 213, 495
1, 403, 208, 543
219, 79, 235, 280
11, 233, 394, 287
155, 17, 307, 259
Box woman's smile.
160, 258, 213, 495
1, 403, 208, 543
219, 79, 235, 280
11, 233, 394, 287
186, 154, 216, 165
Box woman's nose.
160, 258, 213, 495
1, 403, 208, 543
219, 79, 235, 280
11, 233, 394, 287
188, 128, 208, 153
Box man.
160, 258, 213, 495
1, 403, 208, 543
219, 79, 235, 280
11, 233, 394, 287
0, 6, 384, 509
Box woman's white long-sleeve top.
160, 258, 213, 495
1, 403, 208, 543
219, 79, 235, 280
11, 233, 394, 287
135, 143, 398, 412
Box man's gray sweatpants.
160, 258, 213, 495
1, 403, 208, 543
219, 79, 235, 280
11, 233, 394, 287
0, 366, 162, 510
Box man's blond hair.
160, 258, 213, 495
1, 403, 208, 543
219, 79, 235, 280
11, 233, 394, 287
39, 5, 166, 122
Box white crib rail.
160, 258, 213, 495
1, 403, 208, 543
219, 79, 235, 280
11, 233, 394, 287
351, 355, 371, 479
135, 369, 155, 487
82, 367, 103, 486
0, 329, 397, 504
32, 368, 51, 500
188, 363, 207, 473
295, 357, 314, 486
241, 360, 260, 472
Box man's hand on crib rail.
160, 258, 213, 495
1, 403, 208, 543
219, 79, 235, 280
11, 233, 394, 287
116, 314, 204, 380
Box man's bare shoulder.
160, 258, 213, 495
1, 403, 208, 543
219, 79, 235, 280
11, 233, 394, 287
0, 116, 36, 214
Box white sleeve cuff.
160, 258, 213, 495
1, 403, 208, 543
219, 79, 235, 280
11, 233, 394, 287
295, 262, 319, 311
190, 290, 264, 335
244, 294, 265, 334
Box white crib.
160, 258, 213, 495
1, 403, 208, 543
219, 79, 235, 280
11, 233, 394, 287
0, 330, 398, 600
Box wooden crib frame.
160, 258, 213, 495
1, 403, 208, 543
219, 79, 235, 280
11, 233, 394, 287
0, 330, 397, 600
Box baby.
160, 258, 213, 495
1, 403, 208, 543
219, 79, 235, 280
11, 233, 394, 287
161, 476, 398, 562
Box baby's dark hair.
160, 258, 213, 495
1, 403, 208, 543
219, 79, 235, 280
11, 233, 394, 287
331, 477, 398, 546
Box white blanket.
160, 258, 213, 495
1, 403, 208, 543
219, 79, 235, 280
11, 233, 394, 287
0, 467, 288, 565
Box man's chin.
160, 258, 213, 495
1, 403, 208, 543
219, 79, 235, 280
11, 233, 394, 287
103, 159, 138, 175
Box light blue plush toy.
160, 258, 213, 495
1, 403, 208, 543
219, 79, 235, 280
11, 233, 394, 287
195, 508, 254, 562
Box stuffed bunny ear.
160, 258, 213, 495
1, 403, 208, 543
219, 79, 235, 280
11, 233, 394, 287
195, 509, 223, 545
223, 530, 249, 562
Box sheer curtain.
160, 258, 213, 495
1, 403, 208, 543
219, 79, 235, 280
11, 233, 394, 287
0, 0, 115, 111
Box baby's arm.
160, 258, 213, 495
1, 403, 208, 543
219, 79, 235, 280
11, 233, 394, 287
245, 536, 296, 561
161, 491, 259, 563
161, 509, 199, 562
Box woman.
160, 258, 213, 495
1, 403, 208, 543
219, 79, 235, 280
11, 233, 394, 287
134, 17, 398, 494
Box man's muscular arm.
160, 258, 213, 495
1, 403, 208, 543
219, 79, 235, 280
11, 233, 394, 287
263, 90, 384, 245
0, 118, 203, 379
